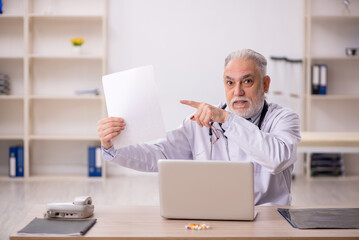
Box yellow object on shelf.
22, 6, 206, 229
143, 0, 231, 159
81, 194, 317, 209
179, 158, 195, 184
70, 38, 85, 46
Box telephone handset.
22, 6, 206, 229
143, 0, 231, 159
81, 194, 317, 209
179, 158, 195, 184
44, 196, 94, 219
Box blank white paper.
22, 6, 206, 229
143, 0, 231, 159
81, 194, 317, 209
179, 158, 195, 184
102, 65, 166, 149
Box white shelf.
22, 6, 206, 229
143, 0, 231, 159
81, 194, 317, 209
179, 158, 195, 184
0, 135, 24, 140
29, 55, 103, 60
303, 0, 359, 179
0, 16, 24, 57
29, 95, 102, 100
29, 0, 105, 16
30, 135, 100, 141
30, 100, 102, 136
0, 58, 24, 95
300, 132, 359, 147
0, 100, 24, 135
311, 15, 359, 20
0, 56, 24, 59
0, 176, 26, 181
0, 95, 24, 100
29, 13, 104, 57
29, 14, 103, 19
311, 56, 359, 61
310, 95, 359, 100
0, 15, 24, 19
21, 175, 104, 181
0, 0, 107, 179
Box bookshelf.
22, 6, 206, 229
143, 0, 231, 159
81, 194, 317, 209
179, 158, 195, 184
303, 0, 359, 178
0, 0, 107, 179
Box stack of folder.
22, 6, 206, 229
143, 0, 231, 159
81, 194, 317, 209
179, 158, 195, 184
0, 74, 10, 95
310, 153, 344, 177
311, 64, 328, 95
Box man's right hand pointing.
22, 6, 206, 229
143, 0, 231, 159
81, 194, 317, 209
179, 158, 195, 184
180, 100, 230, 128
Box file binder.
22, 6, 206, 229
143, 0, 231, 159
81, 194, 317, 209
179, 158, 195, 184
311, 64, 320, 94
17, 146, 24, 177
9, 146, 24, 177
88, 146, 102, 177
9, 148, 16, 177
319, 64, 328, 95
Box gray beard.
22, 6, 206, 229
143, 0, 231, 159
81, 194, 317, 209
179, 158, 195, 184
228, 87, 265, 119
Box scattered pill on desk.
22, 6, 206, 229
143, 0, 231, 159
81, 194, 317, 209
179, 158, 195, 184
185, 223, 211, 230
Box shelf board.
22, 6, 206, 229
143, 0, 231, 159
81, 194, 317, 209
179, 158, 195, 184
1, 95, 102, 101
29, 14, 103, 20
30, 135, 100, 141
0, 56, 24, 60
0, 135, 24, 140
311, 56, 359, 61
311, 15, 359, 20
0, 175, 104, 181
310, 95, 359, 100
26, 175, 104, 181
29, 54, 103, 60
0, 176, 26, 181
30, 95, 102, 100
0, 15, 24, 19
300, 131, 359, 147
0, 95, 24, 100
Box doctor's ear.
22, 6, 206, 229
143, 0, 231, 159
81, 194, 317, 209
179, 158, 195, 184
263, 76, 271, 93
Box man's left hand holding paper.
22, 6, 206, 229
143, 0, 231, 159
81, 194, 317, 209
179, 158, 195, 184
97, 117, 126, 149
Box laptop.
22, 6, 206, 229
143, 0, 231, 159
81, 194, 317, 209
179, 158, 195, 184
158, 159, 257, 220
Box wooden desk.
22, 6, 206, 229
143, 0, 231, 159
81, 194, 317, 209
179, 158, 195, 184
10, 205, 359, 239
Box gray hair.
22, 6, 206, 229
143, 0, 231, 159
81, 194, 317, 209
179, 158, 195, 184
224, 49, 267, 78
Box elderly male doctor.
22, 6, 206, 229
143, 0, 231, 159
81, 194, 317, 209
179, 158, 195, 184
98, 49, 301, 206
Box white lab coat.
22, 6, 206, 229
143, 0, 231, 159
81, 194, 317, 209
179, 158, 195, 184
102, 102, 301, 206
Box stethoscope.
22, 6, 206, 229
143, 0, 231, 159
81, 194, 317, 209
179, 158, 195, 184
209, 100, 268, 160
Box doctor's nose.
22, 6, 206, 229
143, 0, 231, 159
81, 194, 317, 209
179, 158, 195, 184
234, 83, 245, 96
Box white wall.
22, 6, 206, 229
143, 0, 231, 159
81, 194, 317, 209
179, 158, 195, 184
107, 0, 304, 131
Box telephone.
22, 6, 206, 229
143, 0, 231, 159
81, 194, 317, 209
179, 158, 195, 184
44, 196, 94, 219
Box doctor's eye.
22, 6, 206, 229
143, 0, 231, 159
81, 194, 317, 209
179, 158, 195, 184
242, 79, 254, 87
226, 81, 234, 86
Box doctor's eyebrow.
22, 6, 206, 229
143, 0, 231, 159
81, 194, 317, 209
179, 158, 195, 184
224, 73, 254, 82
240, 74, 254, 81
224, 75, 235, 81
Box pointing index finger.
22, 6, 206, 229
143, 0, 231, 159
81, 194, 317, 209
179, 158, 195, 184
180, 100, 201, 109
